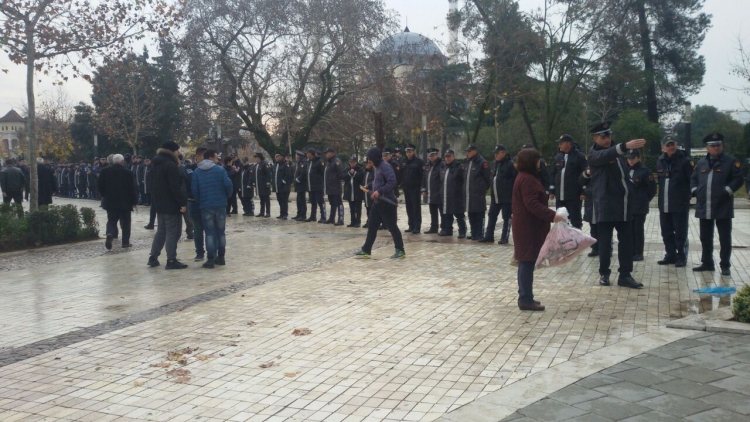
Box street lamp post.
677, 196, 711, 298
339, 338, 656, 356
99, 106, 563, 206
684, 102, 692, 157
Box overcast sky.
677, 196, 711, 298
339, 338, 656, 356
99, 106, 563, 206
1, 0, 747, 115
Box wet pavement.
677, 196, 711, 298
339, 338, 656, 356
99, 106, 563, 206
0, 196, 749, 421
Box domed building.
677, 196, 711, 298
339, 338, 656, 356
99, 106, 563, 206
374, 27, 446, 79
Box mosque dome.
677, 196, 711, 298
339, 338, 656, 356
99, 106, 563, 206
375, 27, 445, 66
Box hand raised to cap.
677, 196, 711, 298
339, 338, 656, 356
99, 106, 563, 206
625, 139, 647, 150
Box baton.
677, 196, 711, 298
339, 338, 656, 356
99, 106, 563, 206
374, 196, 398, 206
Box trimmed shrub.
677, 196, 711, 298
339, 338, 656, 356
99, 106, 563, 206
0, 204, 99, 252
734, 284, 750, 323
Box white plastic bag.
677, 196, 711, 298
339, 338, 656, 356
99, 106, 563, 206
535, 208, 597, 269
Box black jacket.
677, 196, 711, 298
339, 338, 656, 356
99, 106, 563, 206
149, 149, 187, 214
586, 142, 633, 223
363, 167, 375, 207
580, 170, 593, 223
75, 168, 88, 189
20, 164, 30, 191
690, 153, 744, 220
253, 160, 272, 196
306, 156, 325, 192
629, 162, 657, 215
550, 148, 586, 201
183, 163, 197, 200
239, 163, 255, 198
462, 154, 491, 213
539, 158, 552, 194
37, 164, 56, 205
273, 160, 294, 193
490, 156, 516, 204
342, 164, 365, 202
401, 156, 424, 190
440, 160, 464, 215
656, 150, 694, 214
98, 164, 137, 211
324, 156, 344, 196
421, 158, 443, 205
294, 158, 308, 192
388, 157, 402, 196
0, 166, 25, 193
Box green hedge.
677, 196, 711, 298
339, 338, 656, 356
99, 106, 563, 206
0, 204, 99, 252
734, 284, 750, 323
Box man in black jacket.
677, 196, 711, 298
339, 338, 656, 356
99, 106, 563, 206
626, 150, 657, 261
18, 159, 30, 201
322, 148, 344, 225
439, 150, 467, 237
147, 141, 189, 270
293, 151, 307, 220
36, 157, 57, 208
691, 132, 744, 275
586, 122, 646, 289
401, 143, 424, 234
305, 148, 326, 222
184, 147, 207, 261
462, 144, 491, 240
273, 152, 294, 219
421, 148, 443, 234
343, 156, 365, 227
362, 161, 375, 228
549, 135, 586, 229
239, 157, 256, 217
99, 154, 138, 250
253, 152, 272, 218
480, 145, 516, 244
656, 135, 694, 267
1, 159, 26, 204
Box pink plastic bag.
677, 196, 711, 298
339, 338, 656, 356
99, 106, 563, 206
535, 208, 597, 269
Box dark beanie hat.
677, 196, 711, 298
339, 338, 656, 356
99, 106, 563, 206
366, 147, 383, 167
162, 141, 180, 152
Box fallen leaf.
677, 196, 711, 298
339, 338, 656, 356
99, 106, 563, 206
481, 254, 488, 258
195, 354, 214, 361
173, 376, 191, 383
149, 362, 171, 368
226, 342, 238, 347
247, 321, 257, 326
259, 361, 275, 369
166, 351, 184, 361
166, 369, 191, 378
222, 334, 240, 338
95, 367, 101, 371
140, 372, 153, 376
177, 347, 198, 355
284, 372, 297, 377
292, 328, 311, 336
429, 331, 438, 335
443, 283, 456, 288
133, 381, 145, 387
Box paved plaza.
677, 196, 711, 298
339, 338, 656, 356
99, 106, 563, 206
0, 197, 749, 421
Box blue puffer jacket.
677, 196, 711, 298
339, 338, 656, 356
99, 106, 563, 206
191, 160, 233, 209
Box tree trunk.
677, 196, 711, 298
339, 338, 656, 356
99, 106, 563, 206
373, 111, 385, 150
517, 99, 538, 149
26, 27, 38, 213
636, 0, 658, 125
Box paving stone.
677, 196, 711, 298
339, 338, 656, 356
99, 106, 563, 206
573, 396, 650, 421
619, 411, 687, 422
593, 382, 664, 403
572, 414, 615, 422
676, 353, 739, 370
699, 390, 750, 415
663, 366, 734, 383
686, 407, 749, 422
667, 339, 709, 350
725, 351, 750, 363
644, 345, 694, 360
718, 362, 750, 378
708, 375, 750, 394
575, 374, 622, 389
517, 399, 588, 421
600, 363, 637, 375
640, 394, 715, 417
548, 385, 606, 405
651, 379, 723, 399
610, 368, 676, 387
628, 356, 685, 373
500, 413, 524, 422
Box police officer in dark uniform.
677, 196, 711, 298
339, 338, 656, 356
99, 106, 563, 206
656, 135, 694, 267
293, 151, 308, 221
580, 167, 599, 257
421, 148, 443, 234
438, 149, 467, 237
586, 121, 646, 289
520, 143, 552, 194
626, 150, 657, 261
462, 144, 491, 240
343, 156, 365, 227
322, 147, 344, 225
239, 157, 255, 216
305, 148, 326, 222
480, 145, 516, 244
549, 135, 587, 229
382, 149, 401, 198
690, 132, 744, 275
253, 152, 272, 217
401, 143, 424, 234
272, 152, 293, 220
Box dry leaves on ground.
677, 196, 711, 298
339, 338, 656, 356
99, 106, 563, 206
173, 376, 191, 383
443, 283, 457, 288
292, 328, 311, 336
284, 372, 297, 378
247, 321, 257, 326
149, 362, 171, 368
259, 361, 276, 369
133, 381, 145, 387
195, 354, 214, 361
166, 368, 191, 378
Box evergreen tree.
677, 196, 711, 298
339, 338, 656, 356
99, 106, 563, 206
69, 103, 96, 160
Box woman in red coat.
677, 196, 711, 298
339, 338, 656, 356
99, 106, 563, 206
512, 148, 565, 311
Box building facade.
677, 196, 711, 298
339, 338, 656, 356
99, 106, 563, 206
0, 109, 26, 159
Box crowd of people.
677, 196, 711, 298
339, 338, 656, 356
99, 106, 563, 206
2, 122, 747, 311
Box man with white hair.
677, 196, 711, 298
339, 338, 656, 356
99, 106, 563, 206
98, 154, 138, 250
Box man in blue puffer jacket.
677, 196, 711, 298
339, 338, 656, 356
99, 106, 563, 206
191, 149, 234, 269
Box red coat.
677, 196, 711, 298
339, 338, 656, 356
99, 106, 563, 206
512, 171, 556, 261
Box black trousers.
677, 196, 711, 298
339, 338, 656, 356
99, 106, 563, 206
277, 191, 290, 217
597, 220, 634, 277
467, 212, 485, 239
240, 195, 254, 215
259, 195, 271, 216
328, 194, 342, 208
699, 218, 732, 268
296, 191, 307, 218
556, 198, 582, 229
442, 213, 467, 233
309, 190, 324, 218
226, 191, 238, 214
142, 193, 151, 206
632, 214, 647, 256
348, 200, 362, 224
2, 191, 22, 204
149, 204, 157, 226
364, 204, 371, 224
362, 201, 404, 254
589, 223, 599, 252
485, 202, 512, 239
106, 209, 131, 245
403, 187, 421, 231
428, 203, 442, 230
660, 211, 688, 260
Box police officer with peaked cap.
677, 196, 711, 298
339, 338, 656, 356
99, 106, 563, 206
402, 143, 424, 234
293, 150, 308, 221
550, 134, 587, 229
462, 144, 491, 240
626, 149, 656, 261
480, 144, 516, 244
690, 133, 744, 275
421, 147, 443, 234
587, 121, 646, 289
656, 135, 694, 267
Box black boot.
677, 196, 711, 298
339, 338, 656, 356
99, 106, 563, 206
457, 217, 467, 239
318, 205, 328, 223
499, 220, 511, 244
334, 205, 345, 226
424, 226, 439, 234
